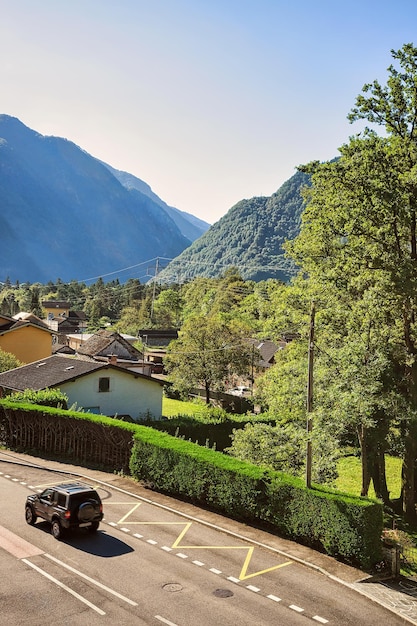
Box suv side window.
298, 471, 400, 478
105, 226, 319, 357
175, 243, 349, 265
57, 492, 66, 507
40, 488, 55, 502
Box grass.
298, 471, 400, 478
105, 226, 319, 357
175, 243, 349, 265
162, 396, 206, 418
336, 454, 402, 500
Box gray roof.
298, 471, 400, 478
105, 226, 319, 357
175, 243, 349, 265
77, 329, 142, 359
0, 355, 163, 392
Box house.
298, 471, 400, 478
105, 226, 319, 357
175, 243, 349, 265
42, 300, 71, 317
0, 313, 54, 364
0, 355, 164, 420
77, 329, 143, 361
138, 329, 178, 347
43, 301, 87, 334
248, 339, 281, 369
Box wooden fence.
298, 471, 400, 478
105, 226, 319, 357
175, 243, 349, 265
0, 404, 134, 473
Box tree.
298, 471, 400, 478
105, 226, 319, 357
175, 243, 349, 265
346, 43, 417, 514
165, 315, 253, 403
289, 129, 417, 511
0, 348, 22, 372
152, 289, 183, 328
227, 422, 306, 477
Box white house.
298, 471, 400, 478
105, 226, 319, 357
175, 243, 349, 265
0, 355, 164, 420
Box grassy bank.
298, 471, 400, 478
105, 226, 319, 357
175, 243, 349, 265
336, 455, 402, 500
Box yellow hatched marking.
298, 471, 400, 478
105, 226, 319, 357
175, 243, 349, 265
239, 546, 292, 580
117, 503, 142, 524
172, 523, 293, 581
171, 523, 193, 547
103, 501, 293, 581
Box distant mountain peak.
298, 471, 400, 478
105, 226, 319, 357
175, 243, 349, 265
158, 169, 311, 283
0, 115, 208, 283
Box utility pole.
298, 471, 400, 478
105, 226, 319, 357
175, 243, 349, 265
150, 257, 160, 321
306, 301, 315, 489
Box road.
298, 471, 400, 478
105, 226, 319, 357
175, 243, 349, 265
0, 455, 405, 625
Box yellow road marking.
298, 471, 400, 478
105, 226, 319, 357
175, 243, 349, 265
171, 523, 292, 580
104, 500, 293, 581
239, 546, 292, 580
117, 503, 142, 524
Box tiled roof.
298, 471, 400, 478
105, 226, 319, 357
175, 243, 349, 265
248, 338, 279, 367
0, 356, 105, 391
0, 313, 53, 336
78, 330, 141, 359
42, 301, 70, 308
0, 355, 164, 392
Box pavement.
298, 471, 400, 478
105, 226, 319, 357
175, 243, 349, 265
2, 449, 417, 624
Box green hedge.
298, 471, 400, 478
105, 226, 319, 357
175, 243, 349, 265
0, 399, 382, 568
140, 414, 276, 451
129, 430, 382, 569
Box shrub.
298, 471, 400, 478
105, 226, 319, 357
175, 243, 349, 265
129, 430, 382, 568
9, 388, 69, 409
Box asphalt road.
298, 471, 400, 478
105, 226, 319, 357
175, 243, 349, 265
0, 455, 406, 625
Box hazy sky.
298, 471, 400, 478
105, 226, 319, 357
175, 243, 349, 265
1, 1, 417, 224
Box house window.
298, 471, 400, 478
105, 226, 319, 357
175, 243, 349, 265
98, 377, 110, 392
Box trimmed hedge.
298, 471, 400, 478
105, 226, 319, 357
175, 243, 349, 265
0, 399, 382, 568
140, 413, 276, 451
129, 430, 383, 569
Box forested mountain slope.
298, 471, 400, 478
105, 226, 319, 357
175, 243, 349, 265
0, 115, 206, 284
158, 169, 311, 283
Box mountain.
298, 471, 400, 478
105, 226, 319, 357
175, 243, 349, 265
157, 169, 311, 283
100, 162, 209, 242
0, 115, 209, 284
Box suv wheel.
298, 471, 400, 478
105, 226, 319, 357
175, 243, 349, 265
25, 505, 36, 525
88, 521, 100, 533
51, 519, 64, 540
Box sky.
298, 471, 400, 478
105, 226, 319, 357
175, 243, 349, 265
1, 0, 417, 225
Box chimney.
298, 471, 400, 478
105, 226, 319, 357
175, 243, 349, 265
109, 355, 117, 365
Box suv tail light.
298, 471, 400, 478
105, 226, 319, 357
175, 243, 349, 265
99, 503, 103, 513
64, 510, 71, 519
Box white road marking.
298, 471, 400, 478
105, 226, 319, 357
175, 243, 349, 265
227, 576, 240, 583
209, 568, 222, 575
289, 604, 304, 613
147, 539, 158, 545
161, 546, 172, 552
267, 594, 281, 602
22, 558, 106, 615
246, 585, 260, 592
155, 616, 178, 626
121, 527, 130, 533
192, 560, 204, 567
45, 554, 138, 606
176, 552, 188, 559
313, 616, 329, 624
134, 533, 143, 539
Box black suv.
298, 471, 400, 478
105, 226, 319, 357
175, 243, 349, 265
25, 482, 103, 539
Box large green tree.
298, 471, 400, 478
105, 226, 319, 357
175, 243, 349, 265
289, 128, 417, 511
165, 315, 253, 403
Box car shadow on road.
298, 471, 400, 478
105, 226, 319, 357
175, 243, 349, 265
36, 521, 134, 557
